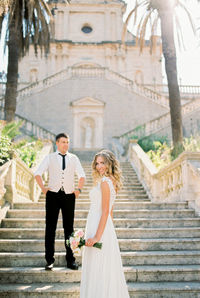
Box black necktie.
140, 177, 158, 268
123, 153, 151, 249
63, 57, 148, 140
59, 153, 66, 170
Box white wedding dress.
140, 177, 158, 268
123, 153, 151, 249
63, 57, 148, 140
80, 177, 130, 298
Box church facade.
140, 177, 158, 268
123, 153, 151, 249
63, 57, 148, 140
17, 0, 168, 150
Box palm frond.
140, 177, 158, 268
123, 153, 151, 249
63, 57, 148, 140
150, 15, 159, 54
139, 10, 152, 53
122, 0, 147, 44
178, 1, 196, 35
174, 12, 186, 51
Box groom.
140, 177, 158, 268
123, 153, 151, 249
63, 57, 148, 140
35, 133, 85, 270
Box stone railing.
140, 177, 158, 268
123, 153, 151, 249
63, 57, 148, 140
144, 84, 200, 95
106, 69, 169, 108
0, 141, 52, 221
118, 97, 200, 148
0, 106, 56, 141
129, 142, 200, 215
1, 66, 169, 109
0, 161, 12, 222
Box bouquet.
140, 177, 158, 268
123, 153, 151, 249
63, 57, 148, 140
66, 230, 102, 256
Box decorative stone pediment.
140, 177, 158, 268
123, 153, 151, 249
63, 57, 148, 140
71, 97, 105, 108
72, 97, 104, 149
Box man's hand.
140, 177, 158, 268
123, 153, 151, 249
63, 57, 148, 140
74, 190, 81, 198
42, 187, 50, 195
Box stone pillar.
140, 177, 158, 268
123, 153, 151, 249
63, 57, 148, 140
64, 10, 69, 39
104, 11, 110, 41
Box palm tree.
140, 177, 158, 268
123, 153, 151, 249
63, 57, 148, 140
0, 0, 53, 122
123, 0, 195, 157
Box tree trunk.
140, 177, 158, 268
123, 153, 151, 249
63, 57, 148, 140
0, 15, 3, 35
159, 7, 184, 157
4, 17, 19, 122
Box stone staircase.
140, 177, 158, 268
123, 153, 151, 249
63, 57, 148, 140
0, 162, 200, 297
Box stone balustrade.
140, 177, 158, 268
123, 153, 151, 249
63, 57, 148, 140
0, 66, 169, 109
71, 67, 105, 78
0, 142, 52, 218
0, 161, 11, 208
0, 106, 56, 141
129, 142, 200, 215
144, 84, 200, 95
119, 97, 200, 148
105, 69, 169, 108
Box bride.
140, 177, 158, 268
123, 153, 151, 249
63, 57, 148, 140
80, 150, 129, 298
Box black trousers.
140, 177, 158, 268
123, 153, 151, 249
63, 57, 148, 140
45, 190, 76, 265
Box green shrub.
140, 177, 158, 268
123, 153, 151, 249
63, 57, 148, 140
138, 135, 169, 152
147, 141, 172, 170
0, 135, 12, 166
146, 135, 200, 170
183, 135, 200, 152
0, 121, 43, 168
1, 120, 22, 139
14, 138, 43, 168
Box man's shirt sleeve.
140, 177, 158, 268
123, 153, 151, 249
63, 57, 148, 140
75, 156, 86, 179
34, 155, 49, 176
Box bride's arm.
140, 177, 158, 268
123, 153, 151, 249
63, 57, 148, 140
110, 207, 113, 220
86, 180, 110, 246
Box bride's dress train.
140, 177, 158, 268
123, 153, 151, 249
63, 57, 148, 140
80, 177, 129, 298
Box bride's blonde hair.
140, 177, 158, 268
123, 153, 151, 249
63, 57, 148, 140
92, 150, 123, 193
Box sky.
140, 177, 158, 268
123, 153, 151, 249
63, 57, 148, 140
0, 0, 200, 85
124, 0, 200, 85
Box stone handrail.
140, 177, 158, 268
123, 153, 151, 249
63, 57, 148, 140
2, 142, 53, 208
0, 66, 169, 109
105, 69, 169, 108
0, 161, 11, 224
0, 106, 56, 141
129, 142, 200, 215
0, 161, 11, 207
118, 97, 200, 147
144, 84, 200, 95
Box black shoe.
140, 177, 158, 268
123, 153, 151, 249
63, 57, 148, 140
45, 262, 54, 270
67, 261, 79, 270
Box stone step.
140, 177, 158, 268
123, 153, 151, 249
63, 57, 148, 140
38, 198, 151, 203
12, 202, 188, 211
0, 282, 80, 298
1, 238, 200, 252
0, 282, 200, 298
79, 194, 149, 199
2, 217, 200, 229
0, 265, 200, 284
81, 189, 147, 194
1, 227, 200, 239
82, 187, 145, 192
6, 209, 196, 219
75, 177, 140, 182
128, 282, 200, 297
0, 250, 200, 267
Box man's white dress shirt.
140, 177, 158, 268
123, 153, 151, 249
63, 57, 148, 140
34, 151, 85, 194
